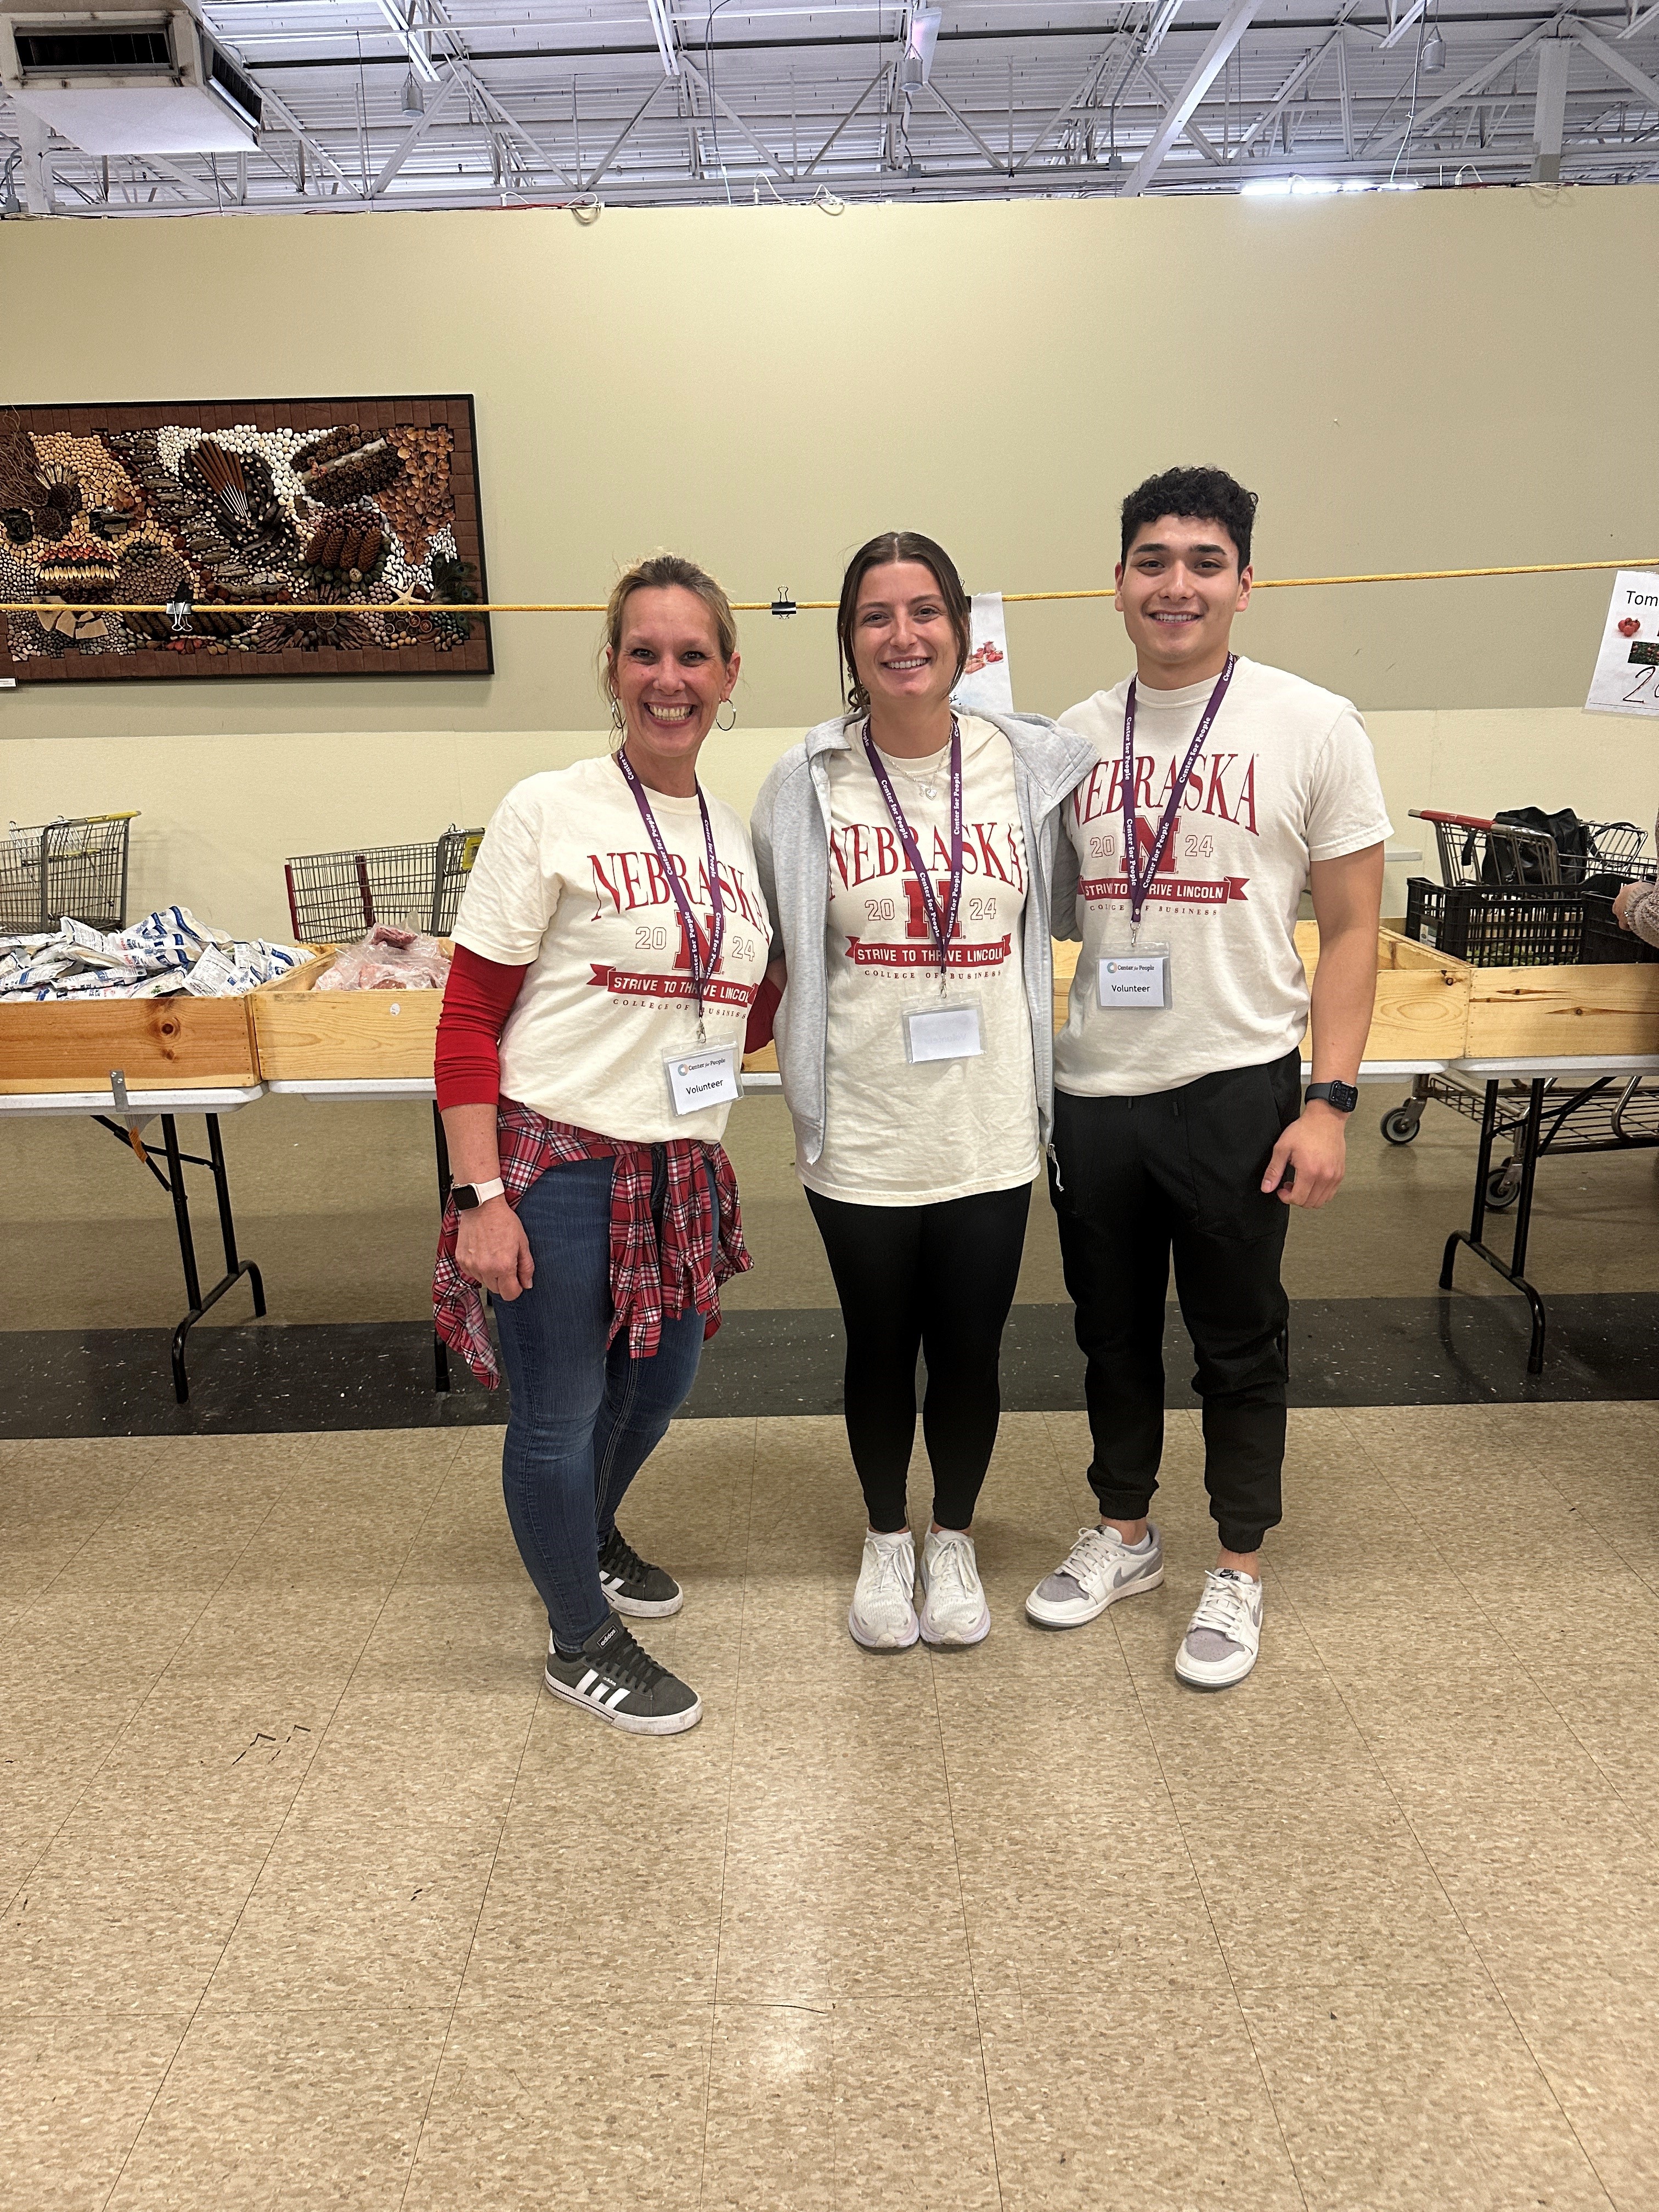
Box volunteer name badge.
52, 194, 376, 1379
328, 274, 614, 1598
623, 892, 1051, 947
1098, 952, 1171, 1009
903, 1000, 985, 1064
665, 1040, 742, 1115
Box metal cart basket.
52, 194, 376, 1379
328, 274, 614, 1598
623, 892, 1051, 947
283, 826, 484, 944
0, 812, 137, 935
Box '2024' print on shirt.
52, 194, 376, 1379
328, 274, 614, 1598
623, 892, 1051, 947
1072, 749, 1257, 911
831, 816, 1026, 973
585, 845, 766, 1010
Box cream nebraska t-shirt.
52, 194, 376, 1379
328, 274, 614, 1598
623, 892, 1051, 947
454, 753, 769, 1144
1055, 657, 1392, 1097
804, 715, 1040, 1206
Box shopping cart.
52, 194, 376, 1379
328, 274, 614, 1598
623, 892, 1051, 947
283, 826, 484, 944
0, 812, 137, 935
1409, 809, 1657, 891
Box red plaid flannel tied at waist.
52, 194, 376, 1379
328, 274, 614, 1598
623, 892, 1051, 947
432, 1099, 751, 1389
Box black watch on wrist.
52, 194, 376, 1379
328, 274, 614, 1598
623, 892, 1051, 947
1305, 1080, 1359, 1114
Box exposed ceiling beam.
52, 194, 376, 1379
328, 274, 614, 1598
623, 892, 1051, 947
1617, 0, 1659, 35
799, 59, 891, 178
580, 73, 667, 190
371, 65, 464, 193
1532, 32, 1572, 174
1570, 20, 1659, 104
677, 54, 793, 180
1013, 43, 1121, 173
1365, 20, 1555, 150
919, 77, 1010, 173
1379, 0, 1428, 49
1120, 0, 1263, 192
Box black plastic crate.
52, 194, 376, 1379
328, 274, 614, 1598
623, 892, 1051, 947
1579, 892, 1659, 966
1404, 879, 1585, 966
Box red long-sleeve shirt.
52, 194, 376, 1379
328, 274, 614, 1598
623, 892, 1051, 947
435, 946, 782, 1110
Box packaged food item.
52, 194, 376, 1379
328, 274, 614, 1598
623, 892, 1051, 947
0, 909, 304, 1001
314, 922, 452, 993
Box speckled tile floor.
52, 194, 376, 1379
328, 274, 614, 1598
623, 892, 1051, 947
3, 1403, 1657, 2209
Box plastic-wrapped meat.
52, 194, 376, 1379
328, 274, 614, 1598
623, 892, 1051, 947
315, 924, 452, 992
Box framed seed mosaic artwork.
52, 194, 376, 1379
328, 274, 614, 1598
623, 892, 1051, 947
0, 394, 491, 684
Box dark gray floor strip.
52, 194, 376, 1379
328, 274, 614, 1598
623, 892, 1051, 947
2, 1295, 1655, 1438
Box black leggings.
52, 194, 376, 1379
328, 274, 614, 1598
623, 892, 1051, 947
805, 1181, 1032, 1534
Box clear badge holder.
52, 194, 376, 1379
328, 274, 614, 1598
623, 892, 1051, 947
664, 1039, 742, 1114
1097, 945, 1173, 1009
901, 995, 985, 1064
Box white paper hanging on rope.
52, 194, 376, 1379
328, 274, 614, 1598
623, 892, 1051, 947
1584, 569, 1659, 718
953, 591, 1014, 715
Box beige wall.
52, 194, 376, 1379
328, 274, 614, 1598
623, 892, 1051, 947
2, 186, 1657, 751
2, 709, 1649, 947
4, 189, 1657, 934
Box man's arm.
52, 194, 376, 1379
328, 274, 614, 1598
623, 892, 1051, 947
1261, 842, 1385, 1210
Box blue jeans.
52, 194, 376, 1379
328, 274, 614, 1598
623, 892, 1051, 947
493, 1154, 708, 1651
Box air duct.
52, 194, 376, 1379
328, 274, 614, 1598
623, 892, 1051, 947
0, 3, 261, 154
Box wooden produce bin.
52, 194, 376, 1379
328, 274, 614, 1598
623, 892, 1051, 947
0, 992, 258, 1094
1294, 922, 1470, 1062
251, 949, 445, 1082
1460, 958, 1659, 1060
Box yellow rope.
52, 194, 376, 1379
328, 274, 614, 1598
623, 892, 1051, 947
2, 555, 1655, 620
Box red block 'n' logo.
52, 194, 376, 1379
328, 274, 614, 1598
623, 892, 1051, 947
904, 875, 963, 941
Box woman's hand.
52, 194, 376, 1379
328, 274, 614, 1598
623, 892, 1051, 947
455, 1197, 535, 1301
1613, 882, 1638, 931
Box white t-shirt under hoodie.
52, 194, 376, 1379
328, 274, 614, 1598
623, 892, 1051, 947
1055, 656, 1392, 1098
804, 714, 1041, 1206
453, 752, 770, 1143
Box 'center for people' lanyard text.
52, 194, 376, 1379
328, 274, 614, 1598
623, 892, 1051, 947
615, 747, 725, 1040
862, 716, 964, 987
1122, 654, 1237, 939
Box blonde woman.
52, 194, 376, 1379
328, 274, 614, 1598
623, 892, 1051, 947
433, 555, 769, 1734
752, 532, 1093, 1651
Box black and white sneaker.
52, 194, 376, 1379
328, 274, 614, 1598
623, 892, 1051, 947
598, 1525, 684, 1619
544, 1613, 702, 1736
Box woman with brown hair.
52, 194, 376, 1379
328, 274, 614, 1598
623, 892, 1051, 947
432, 554, 769, 1734
751, 532, 1093, 1651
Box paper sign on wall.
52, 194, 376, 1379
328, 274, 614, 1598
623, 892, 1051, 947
953, 591, 1014, 715
1584, 569, 1659, 718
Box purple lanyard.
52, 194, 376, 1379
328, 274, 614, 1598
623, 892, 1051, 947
615, 748, 725, 1033
862, 717, 964, 980
1122, 654, 1237, 931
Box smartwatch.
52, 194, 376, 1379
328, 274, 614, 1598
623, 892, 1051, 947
1305, 1080, 1359, 1114
451, 1178, 505, 1209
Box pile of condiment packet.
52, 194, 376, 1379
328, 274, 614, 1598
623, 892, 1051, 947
0, 908, 307, 1001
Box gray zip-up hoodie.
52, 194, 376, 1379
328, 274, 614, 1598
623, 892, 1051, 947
750, 709, 1097, 1170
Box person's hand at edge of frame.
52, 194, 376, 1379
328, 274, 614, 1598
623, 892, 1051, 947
1261, 1105, 1348, 1209
456, 1200, 535, 1300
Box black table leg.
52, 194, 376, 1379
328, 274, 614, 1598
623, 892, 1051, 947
1439, 1077, 1548, 1374
164, 1113, 266, 1403
94, 1110, 264, 1401
431, 1102, 452, 1393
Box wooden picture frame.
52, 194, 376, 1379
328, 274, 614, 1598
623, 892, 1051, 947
0, 393, 492, 684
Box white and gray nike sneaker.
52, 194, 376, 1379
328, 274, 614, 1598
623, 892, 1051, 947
849, 1527, 920, 1651
1175, 1568, 1263, 1690
918, 1527, 991, 1647
1025, 1522, 1164, 1629
544, 1613, 702, 1734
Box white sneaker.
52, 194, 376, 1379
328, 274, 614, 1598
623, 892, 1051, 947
918, 1527, 991, 1647
1175, 1568, 1263, 1690
849, 1527, 919, 1651
1025, 1522, 1164, 1629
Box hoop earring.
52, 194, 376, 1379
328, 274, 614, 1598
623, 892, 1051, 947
608, 695, 625, 747
715, 700, 737, 732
